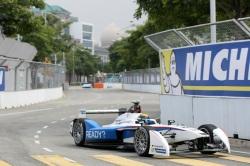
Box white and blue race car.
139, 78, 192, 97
70, 109, 230, 157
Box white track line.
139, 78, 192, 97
51, 121, 57, 124
43, 125, 48, 129
34, 135, 39, 139
61, 118, 66, 121
42, 148, 53, 153
231, 150, 250, 155
36, 130, 42, 134
34, 140, 40, 144
0, 108, 53, 117
64, 157, 76, 163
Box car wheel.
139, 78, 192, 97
198, 124, 217, 154
134, 127, 152, 157
72, 119, 85, 146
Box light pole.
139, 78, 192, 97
43, 11, 47, 26
210, 0, 216, 43
72, 46, 75, 83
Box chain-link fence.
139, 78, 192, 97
122, 68, 160, 85
0, 57, 65, 91
104, 73, 122, 83
145, 18, 250, 51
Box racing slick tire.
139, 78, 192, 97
134, 126, 153, 157
198, 124, 217, 154
72, 119, 86, 146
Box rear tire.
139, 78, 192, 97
198, 124, 217, 154
72, 119, 85, 146
134, 127, 152, 157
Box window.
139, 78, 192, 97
82, 24, 92, 32
82, 32, 92, 40
83, 40, 93, 48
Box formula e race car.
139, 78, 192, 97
70, 109, 230, 157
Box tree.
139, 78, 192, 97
109, 22, 159, 72
108, 0, 250, 73
74, 47, 100, 80
135, 0, 250, 30
0, 0, 45, 36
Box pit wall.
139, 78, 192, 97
160, 95, 250, 140
0, 87, 63, 109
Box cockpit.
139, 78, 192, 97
136, 113, 157, 125
109, 113, 157, 126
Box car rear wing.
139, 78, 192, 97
78, 108, 127, 118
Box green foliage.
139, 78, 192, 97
74, 47, 100, 76
109, 0, 250, 72
0, 0, 101, 79
0, 0, 45, 36
109, 22, 158, 72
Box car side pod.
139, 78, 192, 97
148, 130, 170, 157
213, 128, 231, 153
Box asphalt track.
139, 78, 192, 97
0, 88, 250, 166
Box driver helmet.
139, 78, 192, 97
132, 100, 140, 105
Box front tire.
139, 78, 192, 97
134, 127, 152, 157
198, 124, 217, 154
72, 119, 85, 146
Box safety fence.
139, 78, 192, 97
122, 68, 160, 85
145, 17, 250, 51
104, 73, 122, 83
0, 56, 65, 91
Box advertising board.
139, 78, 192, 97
160, 40, 250, 97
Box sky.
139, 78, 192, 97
45, 0, 147, 44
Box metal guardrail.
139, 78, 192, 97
0, 56, 65, 91
145, 18, 250, 51
122, 68, 160, 85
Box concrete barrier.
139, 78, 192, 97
0, 87, 63, 109
104, 83, 122, 89
122, 84, 160, 93
160, 94, 250, 140
122, 82, 250, 139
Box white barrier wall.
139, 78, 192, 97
104, 83, 122, 89
0, 87, 63, 109
123, 84, 160, 94
160, 95, 250, 140
122, 83, 250, 139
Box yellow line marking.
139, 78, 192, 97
0, 161, 11, 166
32, 155, 82, 166
217, 152, 250, 164
93, 154, 152, 166
165, 155, 224, 166
183, 85, 250, 91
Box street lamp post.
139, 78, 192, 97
72, 46, 75, 83
210, 0, 216, 43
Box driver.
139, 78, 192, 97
128, 101, 142, 113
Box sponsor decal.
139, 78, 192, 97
160, 40, 250, 97
86, 130, 106, 139
155, 148, 167, 154
0, 67, 5, 91
151, 145, 166, 154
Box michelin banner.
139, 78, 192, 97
160, 40, 250, 97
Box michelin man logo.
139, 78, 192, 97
161, 50, 183, 95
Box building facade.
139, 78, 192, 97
94, 45, 110, 64
70, 22, 94, 54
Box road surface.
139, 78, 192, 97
0, 88, 250, 166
